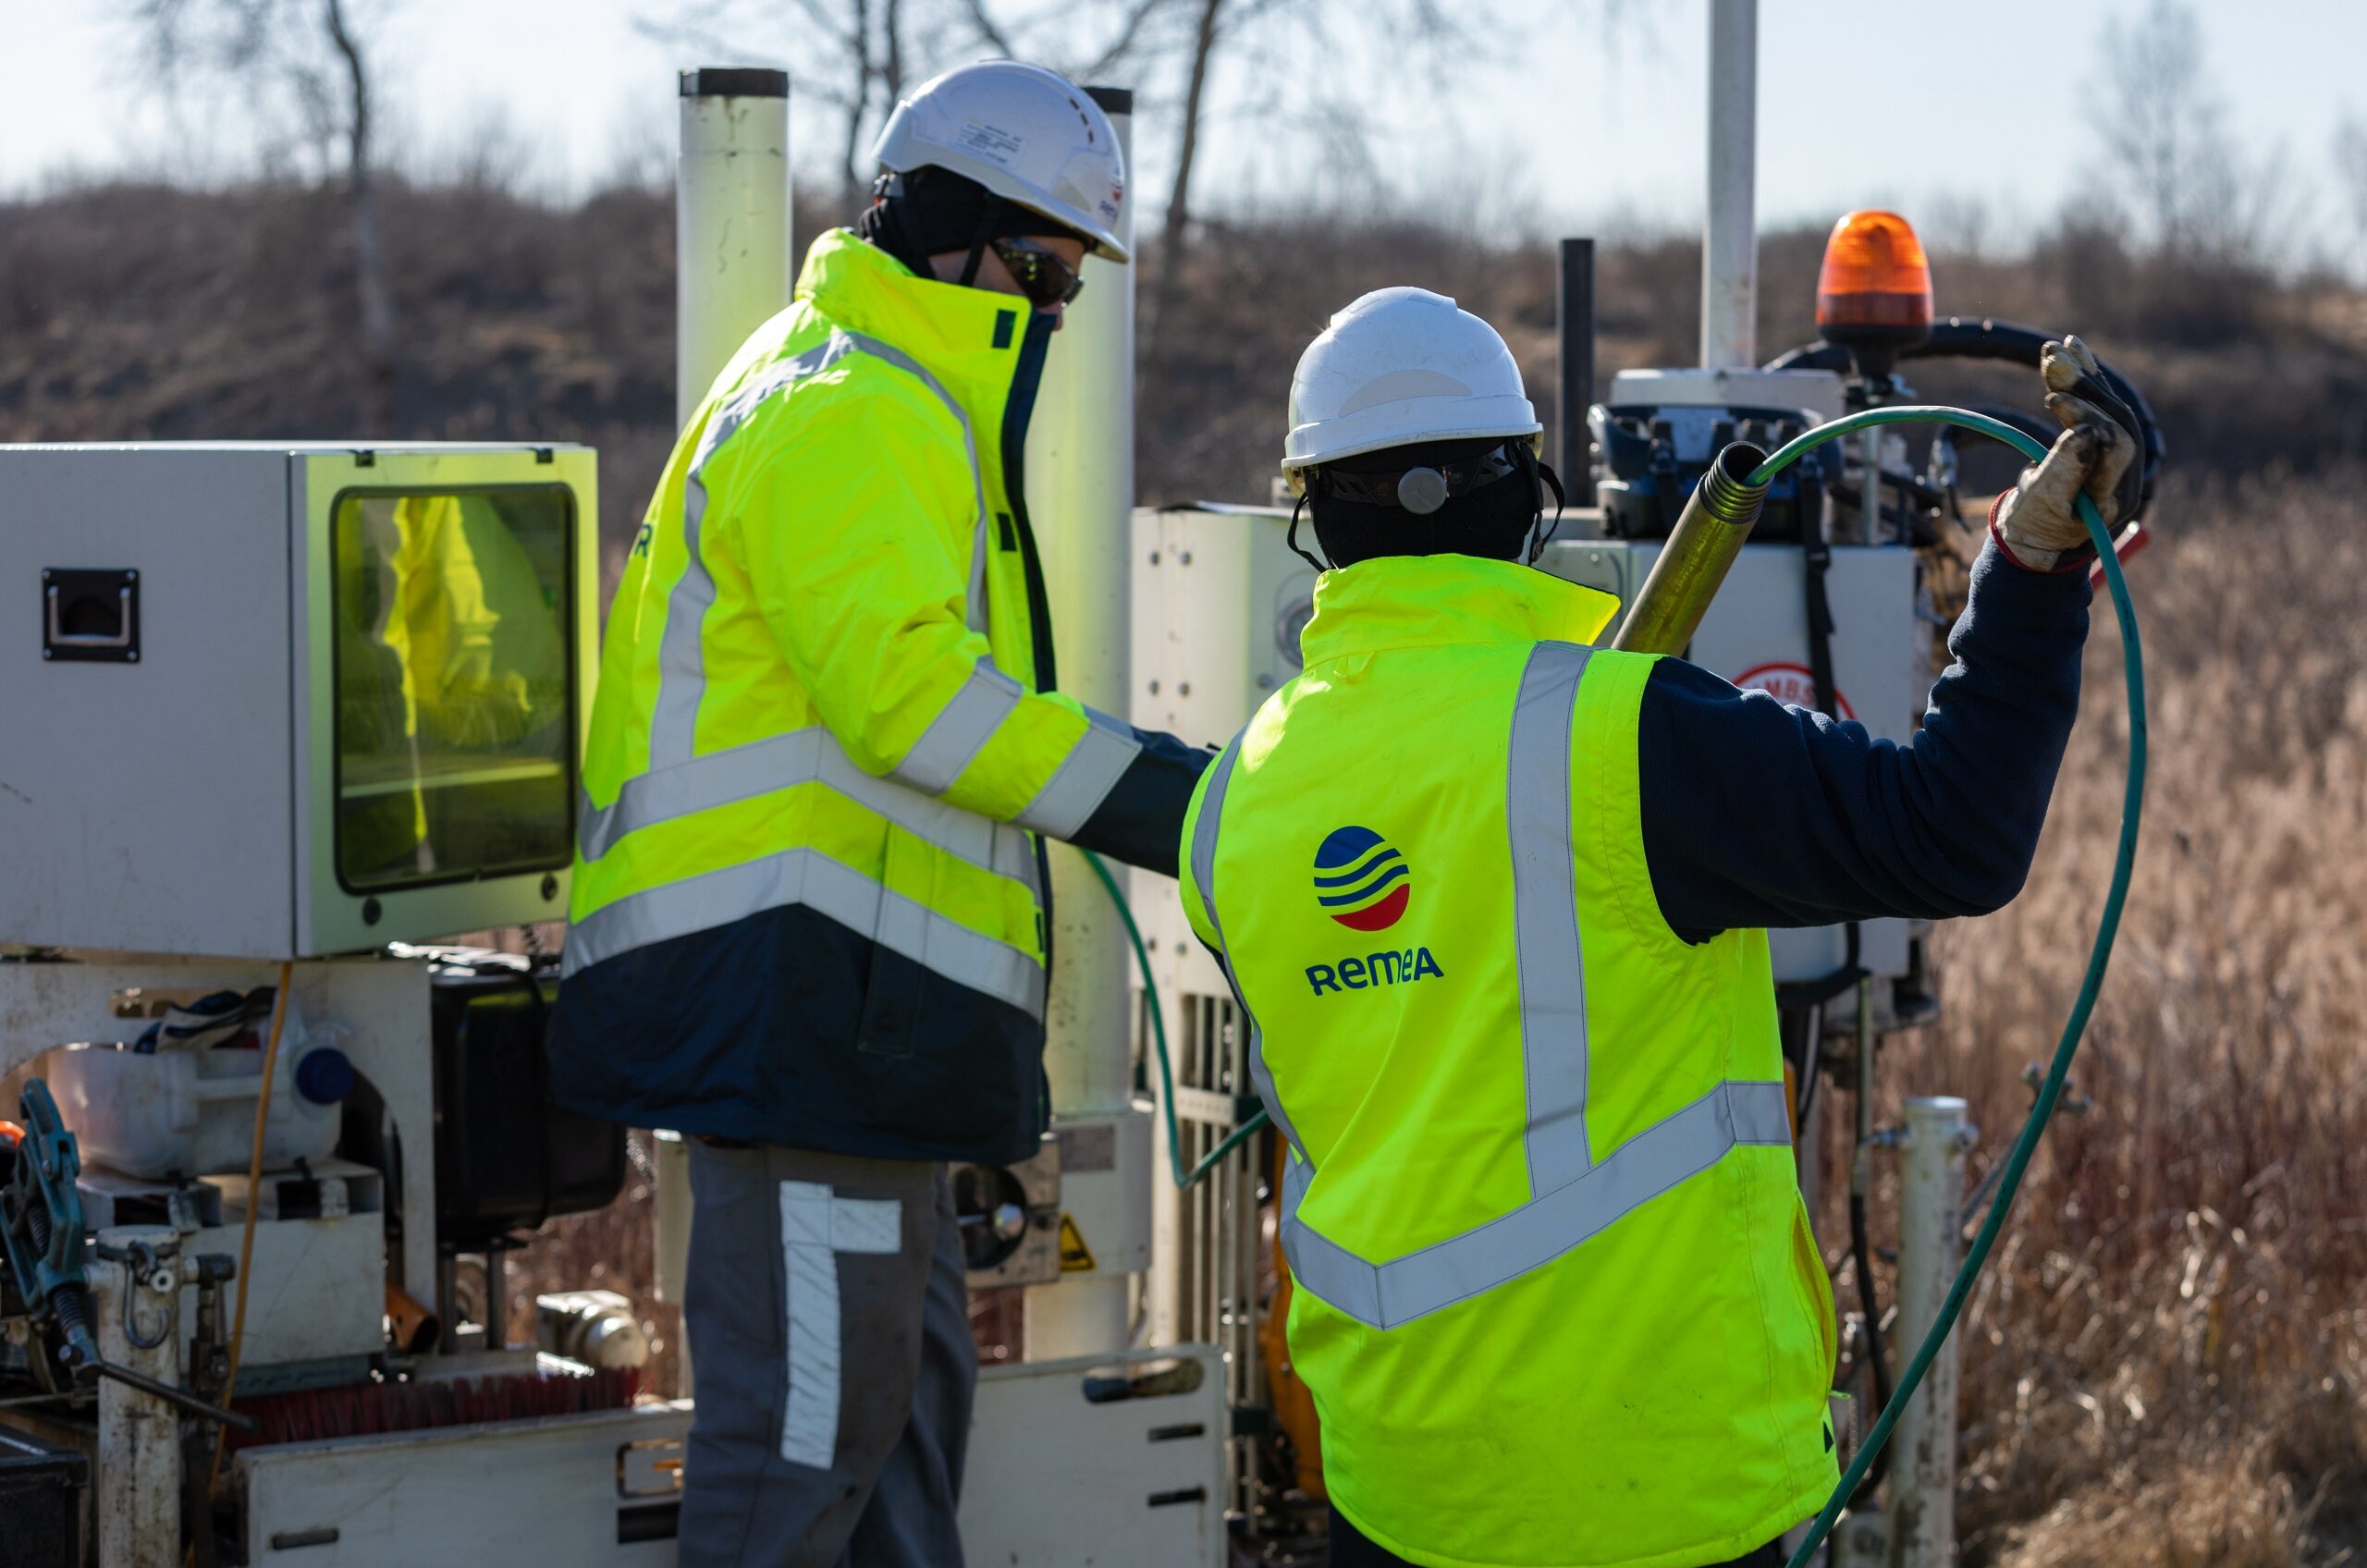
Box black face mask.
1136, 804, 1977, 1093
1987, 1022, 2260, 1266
859, 168, 1086, 295
1291, 442, 1566, 572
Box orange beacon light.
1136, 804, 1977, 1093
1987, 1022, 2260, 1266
1816, 209, 1934, 335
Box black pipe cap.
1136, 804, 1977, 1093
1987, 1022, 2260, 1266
681, 67, 789, 99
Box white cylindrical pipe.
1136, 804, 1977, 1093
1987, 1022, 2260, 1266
677, 68, 792, 429
1890, 1096, 1974, 1568
667, 67, 789, 1395
1022, 88, 1138, 1361
1701, 0, 1760, 369
94, 1228, 181, 1568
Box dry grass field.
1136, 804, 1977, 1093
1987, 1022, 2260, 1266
1875, 472, 2367, 1564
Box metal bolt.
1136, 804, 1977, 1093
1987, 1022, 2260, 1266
1178, 682, 1191, 696
1178, 550, 1193, 565
1147, 680, 1159, 694
1147, 551, 1160, 565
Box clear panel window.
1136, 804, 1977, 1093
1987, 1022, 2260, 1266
333, 488, 574, 892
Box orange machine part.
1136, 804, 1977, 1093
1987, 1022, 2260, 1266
1261, 1137, 1328, 1501
1816, 210, 1933, 331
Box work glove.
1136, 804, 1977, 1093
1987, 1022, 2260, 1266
1992, 336, 2137, 571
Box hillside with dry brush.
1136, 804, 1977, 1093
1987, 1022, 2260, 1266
6, 178, 2367, 1563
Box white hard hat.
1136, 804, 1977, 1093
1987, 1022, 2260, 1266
872, 60, 1131, 263
1282, 288, 1540, 471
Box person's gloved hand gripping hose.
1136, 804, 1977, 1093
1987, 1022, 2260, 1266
1991, 335, 2139, 571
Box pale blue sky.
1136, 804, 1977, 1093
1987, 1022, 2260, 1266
6, 0, 2364, 251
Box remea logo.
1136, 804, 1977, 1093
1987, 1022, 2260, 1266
1306, 826, 1442, 997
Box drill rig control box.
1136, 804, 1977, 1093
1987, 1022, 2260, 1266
0, 443, 598, 961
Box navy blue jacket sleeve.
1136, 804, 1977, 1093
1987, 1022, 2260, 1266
1637, 538, 2091, 943
1069, 729, 1212, 879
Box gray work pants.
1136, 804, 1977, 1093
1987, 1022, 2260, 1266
679, 1142, 975, 1568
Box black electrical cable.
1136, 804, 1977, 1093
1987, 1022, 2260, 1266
1846, 1185, 1895, 1501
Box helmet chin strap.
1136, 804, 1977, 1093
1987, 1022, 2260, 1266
958, 196, 1005, 287
1287, 490, 1331, 573
1527, 457, 1568, 564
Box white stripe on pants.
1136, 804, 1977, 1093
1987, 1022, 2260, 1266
778, 1181, 903, 1467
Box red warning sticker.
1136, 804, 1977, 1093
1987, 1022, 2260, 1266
1735, 661, 1856, 720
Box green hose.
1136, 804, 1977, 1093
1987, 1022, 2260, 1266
1083, 403, 2143, 1566
1756, 408, 2146, 1566
1079, 847, 1272, 1189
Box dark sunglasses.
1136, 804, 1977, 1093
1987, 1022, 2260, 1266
990, 238, 1086, 311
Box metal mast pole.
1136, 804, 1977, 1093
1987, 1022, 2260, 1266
1701, 0, 1760, 369
1891, 1096, 1974, 1567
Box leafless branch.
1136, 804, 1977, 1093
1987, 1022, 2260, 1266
961, 0, 1016, 55
121, 0, 400, 422
1080, 0, 1175, 79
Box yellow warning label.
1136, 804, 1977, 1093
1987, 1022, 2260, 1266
1057, 1213, 1098, 1274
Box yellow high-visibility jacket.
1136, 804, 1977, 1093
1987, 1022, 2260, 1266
550, 228, 1202, 1161
1182, 554, 1837, 1568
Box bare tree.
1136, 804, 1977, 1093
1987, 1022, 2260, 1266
323, 0, 396, 406
126, 0, 401, 426
638, 0, 1184, 205
1134, 0, 1546, 367
1142, 0, 1222, 361
639, 0, 1592, 370
2085, 0, 2287, 265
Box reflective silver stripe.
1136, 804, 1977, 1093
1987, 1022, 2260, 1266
652, 336, 857, 766
1508, 642, 1595, 1194
648, 326, 993, 767
1188, 739, 1309, 1158
563, 845, 1046, 1019
778, 1182, 902, 1468
1015, 706, 1144, 839
1201, 645, 1791, 1333
1281, 1081, 1793, 1329
578, 727, 1036, 888
889, 658, 1023, 794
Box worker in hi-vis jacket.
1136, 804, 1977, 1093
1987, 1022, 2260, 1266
1179, 288, 2132, 1568
547, 62, 1208, 1568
